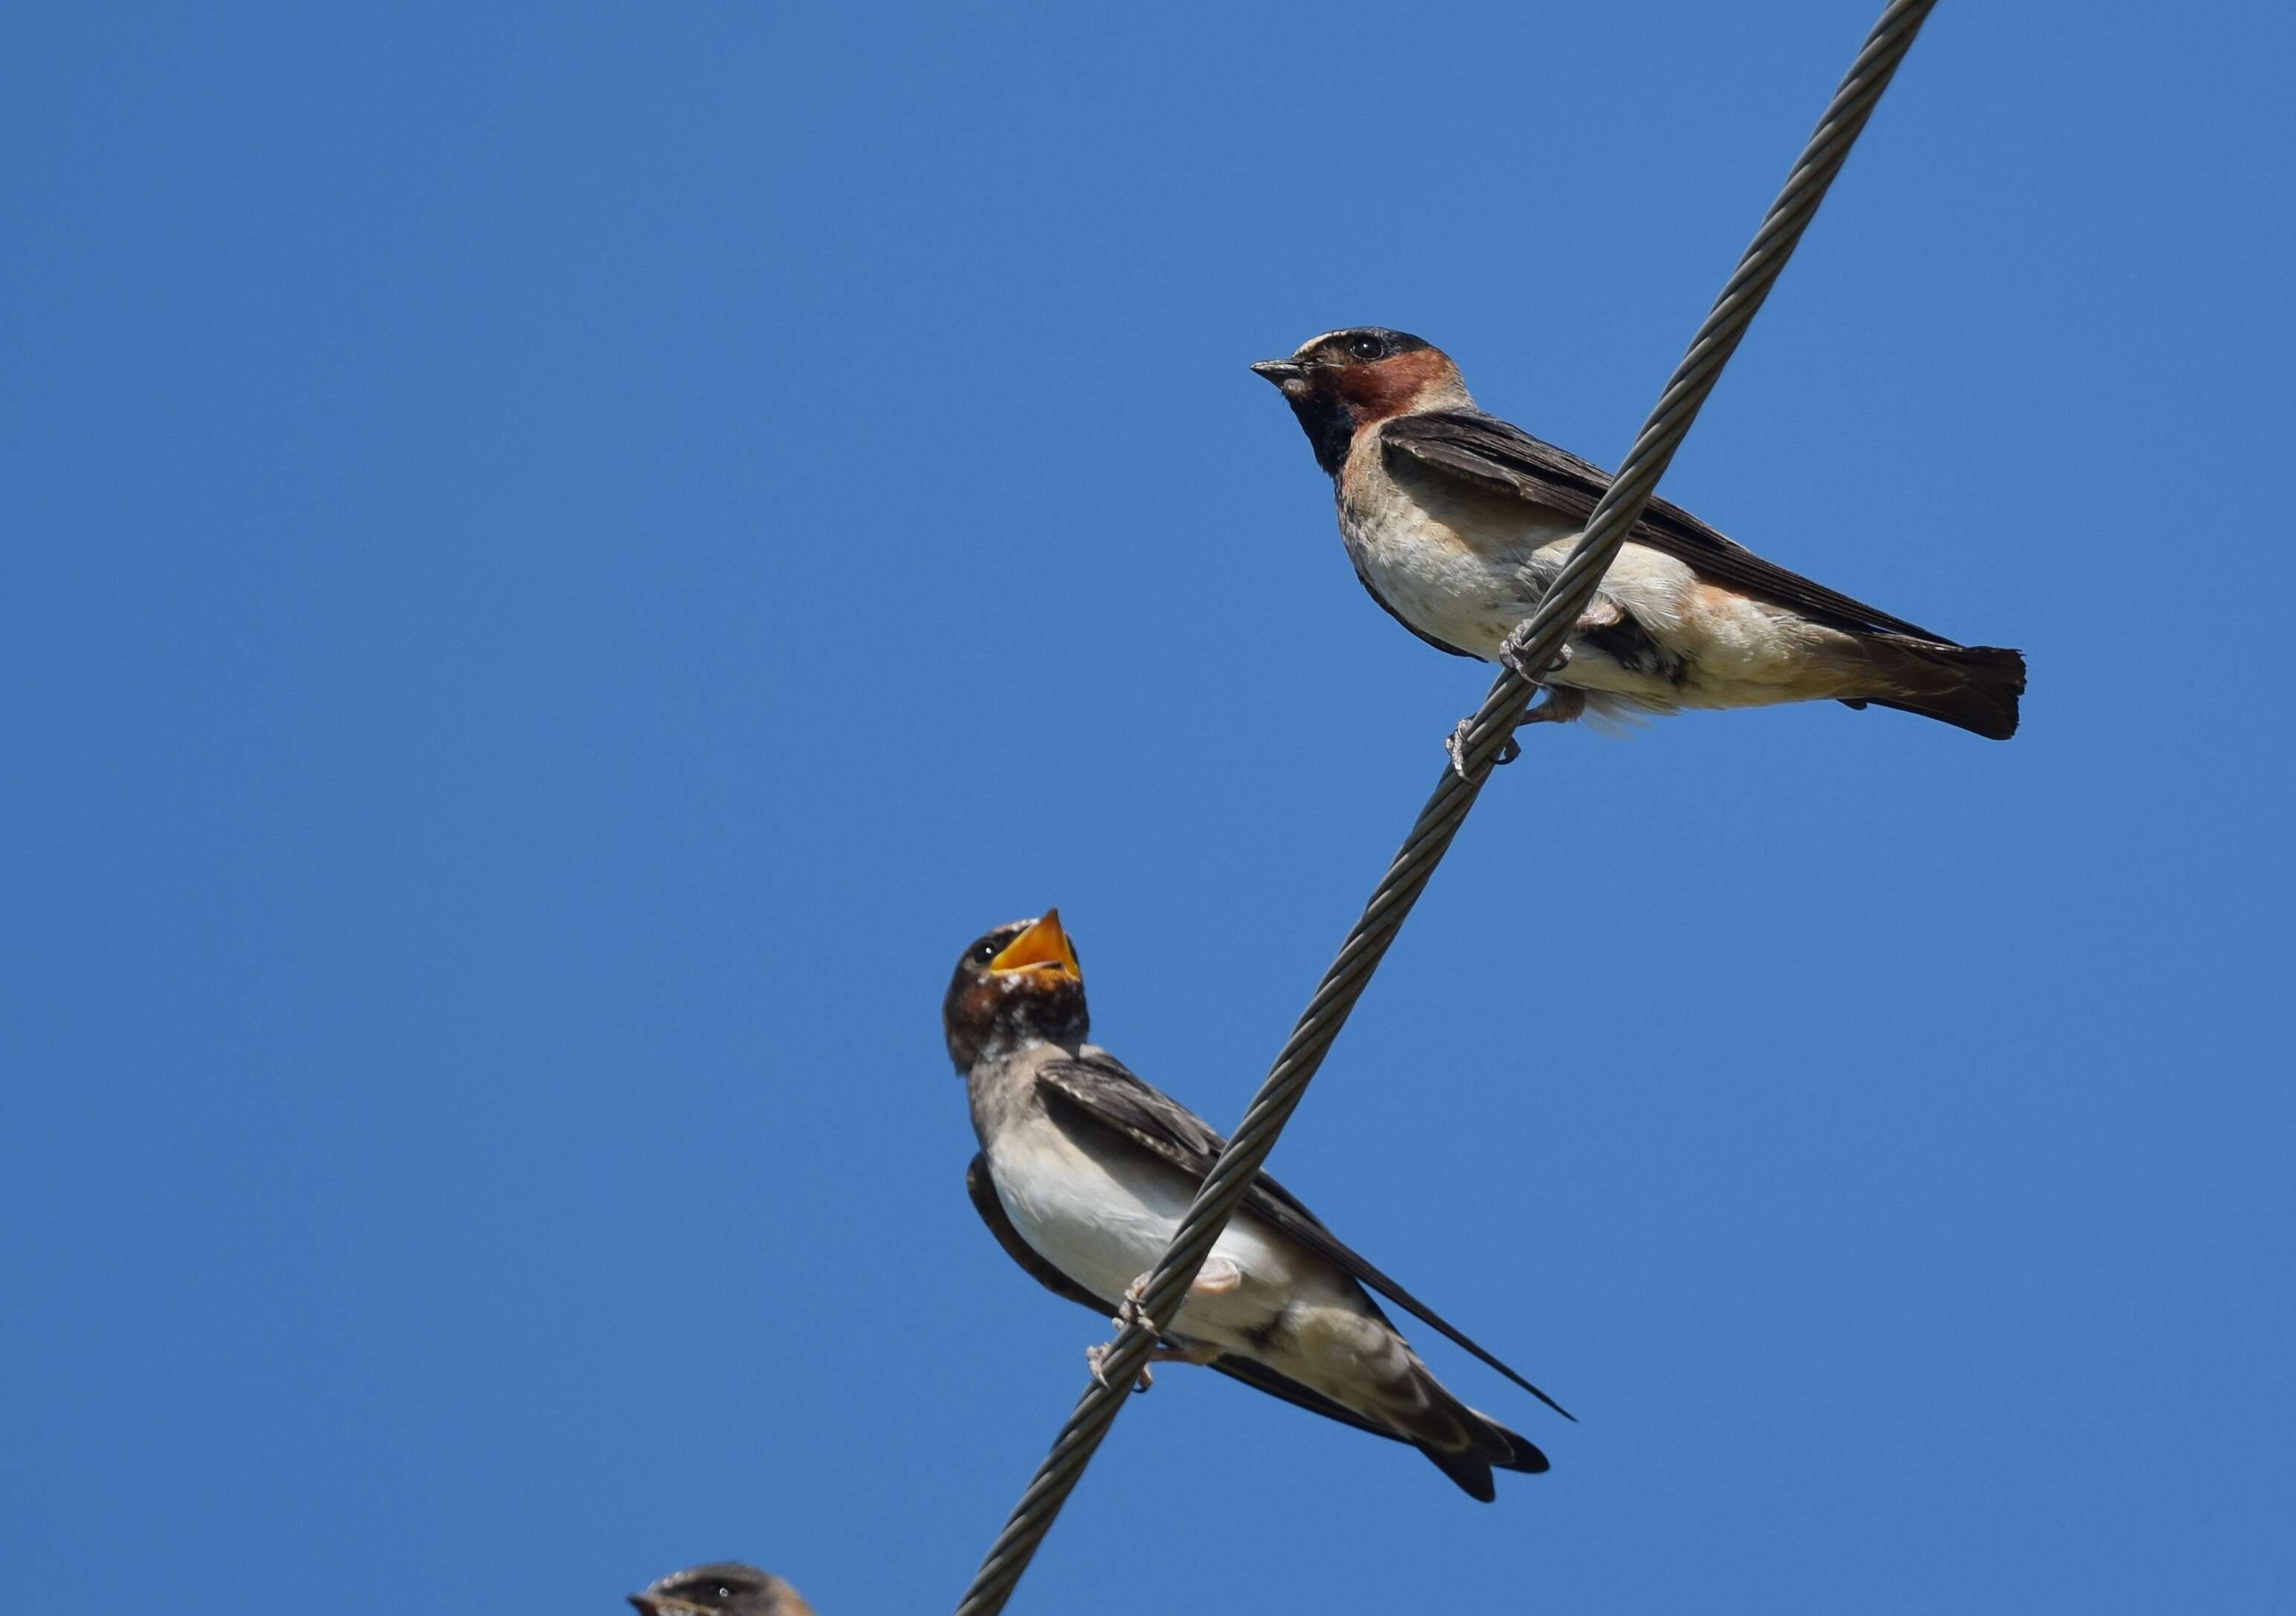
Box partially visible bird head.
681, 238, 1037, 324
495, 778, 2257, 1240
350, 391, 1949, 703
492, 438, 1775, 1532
628, 1562, 814, 1616
1252, 327, 1474, 475
943, 909, 1088, 1071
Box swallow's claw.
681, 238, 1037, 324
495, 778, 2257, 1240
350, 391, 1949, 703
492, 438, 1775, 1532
1493, 625, 1592, 736
1522, 684, 1588, 727
1499, 621, 1586, 686
1112, 1273, 1157, 1335
1497, 623, 1564, 685
1085, 1342, 1154, 1395
1447, 717, 1523, 777
1090, 1276, 1160, 1389
1445, 718, 1477, 776
1150, 1339, 1223, 1368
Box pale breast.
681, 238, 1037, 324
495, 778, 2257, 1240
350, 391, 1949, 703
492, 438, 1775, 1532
1339, 438, 1567, 660
984, 1112, 1332, 1349
1340, 447, 1696, 706
988, 1111, 1190, 1304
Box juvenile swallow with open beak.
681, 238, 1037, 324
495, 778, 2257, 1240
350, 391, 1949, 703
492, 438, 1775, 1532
946, 909, 1565, 1501
1252, 328, 2025, 754
628, 1562, 815, 1616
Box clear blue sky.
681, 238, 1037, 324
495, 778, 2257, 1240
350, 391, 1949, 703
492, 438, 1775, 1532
4, 4, 2291, 1612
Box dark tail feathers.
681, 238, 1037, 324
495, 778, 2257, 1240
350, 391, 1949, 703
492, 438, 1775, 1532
1418, 1409, 1550, 1502
1847, 638, 2026, 741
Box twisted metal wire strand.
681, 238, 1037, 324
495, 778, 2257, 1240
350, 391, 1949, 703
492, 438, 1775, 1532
955, 3, 1938, 1608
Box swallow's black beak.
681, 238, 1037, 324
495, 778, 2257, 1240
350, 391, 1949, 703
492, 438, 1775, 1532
627, 1600, 660, 1616
1250, 359, 1306, 387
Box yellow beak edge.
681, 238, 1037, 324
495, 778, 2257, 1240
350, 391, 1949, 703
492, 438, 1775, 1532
988, 909, 1082, 982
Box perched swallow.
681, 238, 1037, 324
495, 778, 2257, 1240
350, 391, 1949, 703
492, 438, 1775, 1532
628, 1562, 814, 1616
1252, 328, 2026, 744
946, 909, 1564, 1501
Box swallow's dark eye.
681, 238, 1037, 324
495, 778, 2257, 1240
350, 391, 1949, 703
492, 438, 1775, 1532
1347, 333, 1385, 360
973, 940, 1000, 964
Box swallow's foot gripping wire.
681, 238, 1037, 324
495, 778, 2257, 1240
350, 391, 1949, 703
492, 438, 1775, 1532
1084, 1337, 1222, 1394
1523, 683, 1588, 727
1084, 1342, 1154, 1395
1113, 1272, 1157, 1334
1446, 716, 1522, 777
1087, 1274, 1162, 1394
1087, 1268, 1231, 1392
1500, 617, 1575, 681
1448, 636, 1588, 777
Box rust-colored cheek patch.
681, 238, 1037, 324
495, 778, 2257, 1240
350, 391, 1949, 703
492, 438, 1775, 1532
1336, 349, 1453, 425
954, 979, 1009, 1031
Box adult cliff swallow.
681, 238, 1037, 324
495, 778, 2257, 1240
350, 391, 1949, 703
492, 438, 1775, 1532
1252, 328, 2025, 749
628, 1563, 815, 1616
946, 909, 1564, 1502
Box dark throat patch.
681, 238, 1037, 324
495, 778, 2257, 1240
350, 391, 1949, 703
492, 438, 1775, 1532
1284, 389, 1358, 477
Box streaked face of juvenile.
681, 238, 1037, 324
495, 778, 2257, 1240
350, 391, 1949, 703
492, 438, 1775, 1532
628, 1563, 814, 1616
942, 909, 1089, 1071
1252, 328, 1471, 474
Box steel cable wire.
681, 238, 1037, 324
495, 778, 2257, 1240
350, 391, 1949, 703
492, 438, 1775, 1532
952, 3, 1938, 1608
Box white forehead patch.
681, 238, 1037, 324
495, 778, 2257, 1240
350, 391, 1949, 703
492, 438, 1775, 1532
1292, 329, 1350, 360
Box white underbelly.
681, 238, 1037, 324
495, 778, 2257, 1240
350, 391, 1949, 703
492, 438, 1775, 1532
1347, 500, 1826, 711
1354, 537, 1521, 658
986, 1121, 1312, 1346
1345, 498, 1564, 659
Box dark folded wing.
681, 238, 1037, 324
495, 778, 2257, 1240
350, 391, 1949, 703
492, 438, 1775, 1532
1036, 1054, 1572, 1420
1204, 1357, 1411, 1444
1379, 409, 1951, 643
964, 1153, 1408, 1442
